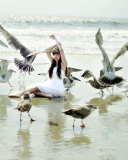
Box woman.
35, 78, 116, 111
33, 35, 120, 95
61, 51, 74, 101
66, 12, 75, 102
9, 35, 67, 98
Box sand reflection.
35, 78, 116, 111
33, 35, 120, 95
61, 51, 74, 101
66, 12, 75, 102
12, 127, 32, 159
87, 94, 123, 114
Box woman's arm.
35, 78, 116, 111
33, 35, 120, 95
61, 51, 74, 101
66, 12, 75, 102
50, 35, 67, 70
45, 44, 57, 62
27, 44, 57, 62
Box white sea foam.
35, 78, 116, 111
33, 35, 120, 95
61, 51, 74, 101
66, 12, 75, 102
0, 15, 128, 56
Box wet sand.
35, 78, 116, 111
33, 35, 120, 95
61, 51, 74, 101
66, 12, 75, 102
0, 54, 128, 160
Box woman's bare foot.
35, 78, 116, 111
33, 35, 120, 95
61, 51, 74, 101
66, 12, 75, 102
46, 94, 53, 98
8, 94, 21, 98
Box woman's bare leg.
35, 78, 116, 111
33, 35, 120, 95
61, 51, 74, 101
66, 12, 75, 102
9, 86, 40, 98
33, 91, 53, 98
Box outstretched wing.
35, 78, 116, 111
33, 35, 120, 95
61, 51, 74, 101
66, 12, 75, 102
111, 42, 128, 65
0, 25, 31, 58
95, 29, 112, 72
0, 39, 8, 48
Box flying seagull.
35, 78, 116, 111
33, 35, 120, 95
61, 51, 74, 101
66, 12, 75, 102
63, 105, 97, 128
95, 29, 125, 85
0, 59, 16, 87
0, 25, 36, 74
14, 92, 35, 122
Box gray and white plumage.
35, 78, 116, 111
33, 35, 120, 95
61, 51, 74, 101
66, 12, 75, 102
66, 67, 82, 78
63, 105, 97, 128
14, 92, 35, 122
63, 74, 81, 91
0, 39, 8, 48
0, 25, 36, 73
81, 70, 111, 95
95, 29, 124, 85
0, 59, 15, 87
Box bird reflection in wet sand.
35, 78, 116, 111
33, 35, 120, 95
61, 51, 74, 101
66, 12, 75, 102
86, 94, 123, 115
13, 127, 32, 158
63, 105, 97, 128
14, 92, 35, 122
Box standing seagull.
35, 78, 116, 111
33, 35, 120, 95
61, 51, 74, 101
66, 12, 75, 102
95, 29, 124, 85
0, 59, 15, 87
0, 25, 36, 74
14, 92, 35, 122
81, 70, 111, 95
63, 105, 97, 128
63, 74, 81, 91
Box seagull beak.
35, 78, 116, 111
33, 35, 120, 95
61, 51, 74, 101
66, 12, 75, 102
13, 70, 16, 73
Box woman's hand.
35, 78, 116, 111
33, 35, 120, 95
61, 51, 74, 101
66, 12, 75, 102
50, 35, 57, 40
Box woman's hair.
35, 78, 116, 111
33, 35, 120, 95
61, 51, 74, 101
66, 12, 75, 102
48, 47, 67, 78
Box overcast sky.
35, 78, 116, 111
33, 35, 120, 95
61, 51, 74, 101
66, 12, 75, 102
0, 0, 127, 18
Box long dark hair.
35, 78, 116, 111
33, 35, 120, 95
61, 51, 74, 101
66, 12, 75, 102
48, 47, 67, 79
48, 58, 62, 79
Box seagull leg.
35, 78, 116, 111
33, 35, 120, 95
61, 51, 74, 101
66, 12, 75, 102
80, 119, 85, 128
20, 112, 22, 121
28, 112, 35, 122
101, 90, 104, 95
73, 119, 76, 127
125, 92, 128, 98
8, 81, 12, 87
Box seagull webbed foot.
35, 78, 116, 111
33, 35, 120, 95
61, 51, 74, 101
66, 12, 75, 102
80, 124, 85, 128
30, 119, 35, 122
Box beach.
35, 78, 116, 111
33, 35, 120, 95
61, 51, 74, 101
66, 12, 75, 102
0, 53, 128, 160
0, 15, 128, 159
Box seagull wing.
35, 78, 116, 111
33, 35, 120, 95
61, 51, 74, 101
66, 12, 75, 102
95, 29, 112, 72
67, 67, 82, 77
0, 25, 31, 58
111, 42, 128, 65
74, 106, 91, 116
0, 39, 8, 48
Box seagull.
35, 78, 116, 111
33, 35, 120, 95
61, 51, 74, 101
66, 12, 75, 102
0, 59, 16, 87
63, 74, 81, 91
13, 92, 35, 122
81, 70, 111, 95
0, 25, 36, 75
63, 105, 97, 128
95, 29, 125, 85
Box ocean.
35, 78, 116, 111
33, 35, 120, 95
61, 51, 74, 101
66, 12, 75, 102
0, 14, 128, 56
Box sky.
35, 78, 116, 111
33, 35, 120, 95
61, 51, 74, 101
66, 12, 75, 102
0, 0, 127, 18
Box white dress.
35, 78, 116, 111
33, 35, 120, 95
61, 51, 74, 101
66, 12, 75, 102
35, 67, 65, 96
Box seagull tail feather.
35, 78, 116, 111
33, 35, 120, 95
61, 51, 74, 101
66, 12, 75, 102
14, 58, 34, 72
62, 110, 73, 115
98, 75, 123, 85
